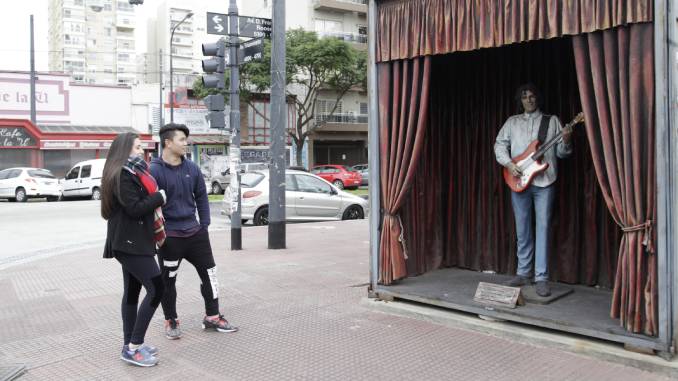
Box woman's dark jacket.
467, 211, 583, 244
103, 169, 164, 258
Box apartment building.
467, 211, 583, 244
48, 0, 138, 85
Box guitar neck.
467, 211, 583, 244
533, 133, 563, 160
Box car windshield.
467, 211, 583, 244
342, 166, 354, 172
27, 169, 56, 179
241, 172, 265, 188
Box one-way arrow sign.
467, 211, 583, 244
207, 12, 228, 35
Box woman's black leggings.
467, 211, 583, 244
115, 252, 164, 345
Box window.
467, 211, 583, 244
360, 102, 368, 115
117, 53, 129, 62
66, 166, 80, 180
285, 174, 297, 191
74, 0, 83, 5
315, 19, 342, 32
104, 4, 112, 11
241, 172, 265, 188
28, 169, 55, 179
358, 25, 367, 35
64, 9, 71, 18
0, 169, 10, 180
295, 175, 332, 194
106, 27, 112, 36
80, 165, 91, 178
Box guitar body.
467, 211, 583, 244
502, 140, 549, 193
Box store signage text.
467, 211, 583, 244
0, 127, 37, 147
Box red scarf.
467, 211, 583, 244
125, 157, 166, 247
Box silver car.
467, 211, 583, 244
209, 162, 268, 194
221, 169, 368, 226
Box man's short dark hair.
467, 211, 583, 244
159, 123, 189, 146
515, 83, 542, 112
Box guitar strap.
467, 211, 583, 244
538, 114, 551, 145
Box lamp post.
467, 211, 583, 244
169, 11, 193, 123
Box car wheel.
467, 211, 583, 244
47, 196, 59, 202
15, 187, 27, 203
253, 206, 269, 226
333, 180, 344, 190
91, 187, 101, 200
342, 205, 364, 220
212, 182, 223, 195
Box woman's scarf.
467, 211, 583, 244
123, 156, 166, 247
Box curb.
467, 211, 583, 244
360, 297, 678, 378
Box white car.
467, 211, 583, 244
0, 167, 61, 202
60, 158, 105, 200
222, 169, 368, 226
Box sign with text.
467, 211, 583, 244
241, 146, 290, 164
473, 282, 524, 309
0, 73, 70, 124
149, 106, 228, 135
238, 16, 272, 38
41, 140, 154, 150
0, 127, 37, 148
206, 12, 228, 35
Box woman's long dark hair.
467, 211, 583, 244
101, 132, 138, 220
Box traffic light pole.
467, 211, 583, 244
268, 0, 286, 249
228, 0, 242, 250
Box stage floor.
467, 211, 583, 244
375, 268, 662, 350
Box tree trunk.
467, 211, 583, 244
295, 138, 304, 167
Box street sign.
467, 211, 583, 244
238, 16, 272, 38
206, 12, 228, 35
239, 37, 264, 63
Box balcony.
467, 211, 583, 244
116, 16, 135, 30
171, 37, 193, 47
317, 113, 368, 124
313, 0, 367, 14
316, 31, 367, 47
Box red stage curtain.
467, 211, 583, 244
377, 56, 432, 285
572, 23, 656, 336
376, 0, 654, 62
399, 37, 621, 289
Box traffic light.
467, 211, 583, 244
204, 94, 225, 129
202, 38, 226, 129
201, 39, 225, 89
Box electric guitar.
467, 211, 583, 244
502, 112, 584, 193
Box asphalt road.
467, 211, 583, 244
0, 199, 230, 268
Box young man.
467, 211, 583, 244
151, 123, 238, 339
493, 84, 572, 297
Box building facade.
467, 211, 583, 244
48, 0, 138, 86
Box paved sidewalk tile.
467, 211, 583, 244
0, 220, 671, 380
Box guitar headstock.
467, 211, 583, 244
569, 112, 584, 126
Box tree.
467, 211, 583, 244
194, 29, 367, 166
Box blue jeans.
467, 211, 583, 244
510, 184, 555, 282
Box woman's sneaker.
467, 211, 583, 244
164, 318, 182, 340
139, 343, 158, 356
202, 315, 238, 333
120, 345, 159, 367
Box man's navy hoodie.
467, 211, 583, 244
150, 156, 210, 234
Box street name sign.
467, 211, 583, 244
238, 16, 272, 38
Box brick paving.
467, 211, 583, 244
0, 220, 671, 380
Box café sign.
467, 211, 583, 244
0, 127, 37, 148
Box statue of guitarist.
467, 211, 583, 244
493, 83, 573, 297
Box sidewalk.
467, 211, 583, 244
0, 220, 671, 380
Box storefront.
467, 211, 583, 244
367, 0, 676, 357
0, 119, 154, 177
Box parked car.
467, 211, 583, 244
221, 169, 368, 226
350, 164, 369, 186
210, 162, 268, 194
0, 167, 61, 202
310, 164, 362, 190
60, 158, 105, 200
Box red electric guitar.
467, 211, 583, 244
503, 112, 584, 192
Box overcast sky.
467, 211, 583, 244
0, 0, 170, 72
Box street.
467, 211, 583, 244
0, 200, 230, 269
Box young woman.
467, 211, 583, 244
101, 132, 167, 367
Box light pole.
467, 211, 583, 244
169, 11, 193, 123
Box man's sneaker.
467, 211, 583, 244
120, 345, 158, 367
139, 343, 158, 356
202, 315, 238, 333
505, 275, 530, 287
536, 281, 551, 297
164, 318, 182, 340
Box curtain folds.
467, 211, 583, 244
378, 56, 432, 285
572, 23, 656, 336
376, 0, 654, 62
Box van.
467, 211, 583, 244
60, 158, 106, 200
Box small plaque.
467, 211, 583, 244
474, 282, 524, 309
